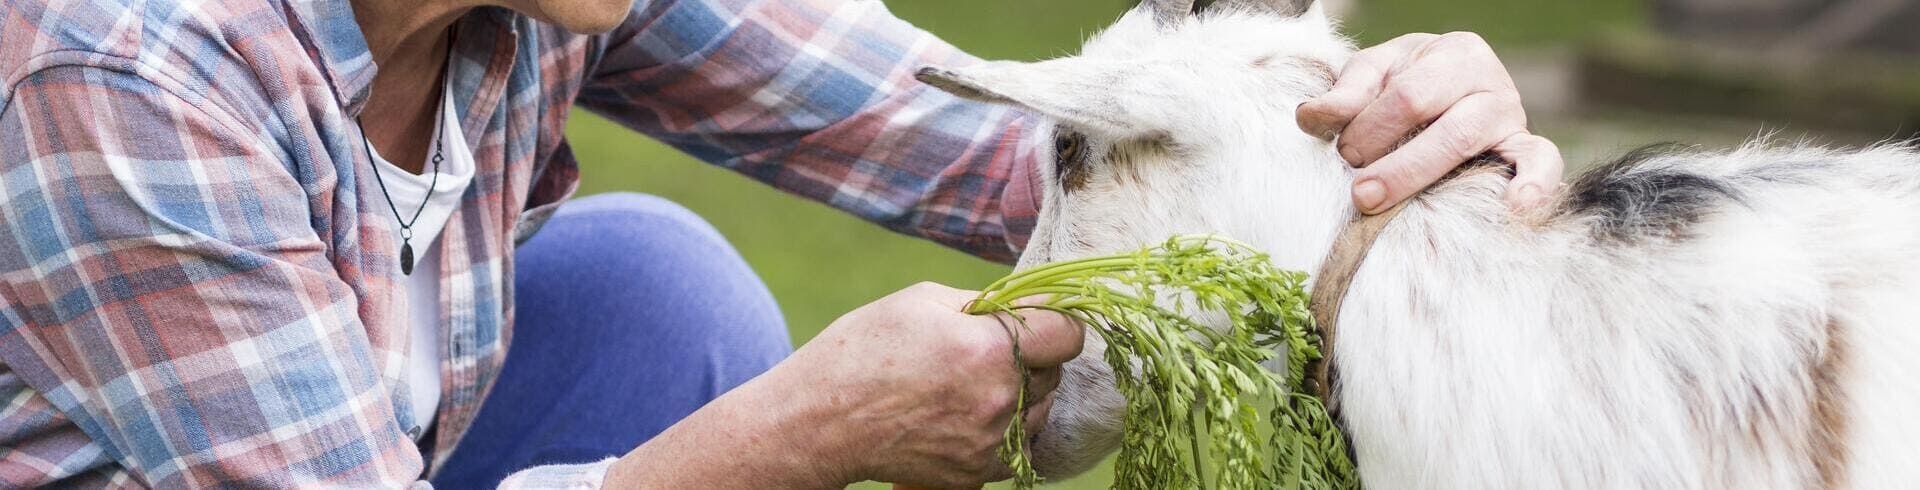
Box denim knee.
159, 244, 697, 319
437, 194, 792, 488
515, 192, 791, 392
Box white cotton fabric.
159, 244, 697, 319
364, 79, 476, 435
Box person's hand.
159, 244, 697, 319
781, 282, 1082, 488
1297, 32, 1565, 214
603, 282, 1080, 489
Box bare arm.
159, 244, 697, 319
605, 368, 851, 488
577, 0, 1046, 262
602, 283, 1080, 489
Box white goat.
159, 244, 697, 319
916, 0, 1920, 488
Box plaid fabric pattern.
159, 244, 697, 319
0, 0, 1040, 486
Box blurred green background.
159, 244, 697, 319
565, 0, 1884, 487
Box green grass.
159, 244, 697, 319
564, 1, 1644, 487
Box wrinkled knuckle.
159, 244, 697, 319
904, 281, 947, 296
1436, 131, 1483, 160
1402, 32, 1440, 45
1479, 92, 1526, 125
975, 388, 1017, 422
947, 334, 1001, 368
1478, 88, 1520, 108
1522, 133, 1562, 153
1383, 85, 1428, 116
1382, 84, 1443, 120
950, 436, 999, 476
1446, 102, 1496, 133
1383, 161, 1429, 189
1338, 142, 1366, 166
1439, 31, 1489, 50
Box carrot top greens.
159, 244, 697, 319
966, 235, 1358, 489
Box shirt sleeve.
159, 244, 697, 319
574, 0, 1044, 263
0, 64, 424, 487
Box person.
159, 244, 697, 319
0, 0, 1562, 486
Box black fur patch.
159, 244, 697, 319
1192, 0, 1314, 17
1561, 144, 1746, 243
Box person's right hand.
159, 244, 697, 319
783, 282, 1083, 488
602, 282, 1082, 490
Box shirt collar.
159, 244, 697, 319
283, 0, 379, 116
283, 1, 520, 127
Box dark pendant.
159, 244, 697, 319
400, 242, 415, 275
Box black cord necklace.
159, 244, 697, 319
358, 28, 454, 277
357, 113, 443, 276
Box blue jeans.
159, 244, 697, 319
430, 193, 793, 488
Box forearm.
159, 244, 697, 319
603, 367, 853, 489
578, 0, 1043, 262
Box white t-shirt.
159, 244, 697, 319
364, 82, 476, 435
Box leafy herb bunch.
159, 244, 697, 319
965, 235, 1358, 489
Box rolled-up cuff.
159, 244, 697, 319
495, 457, 617, 489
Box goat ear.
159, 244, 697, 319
1266, 0, 1316, 17
1212, 0, 1317, 17
1141, 0, 1197, 27
914, 65, 1021, 107
915, 60, 1170, 139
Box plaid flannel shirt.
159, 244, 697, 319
0, 0, 1043, 486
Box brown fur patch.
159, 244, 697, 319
1290, 57, 1336, 90
1809, 319, 1852, 489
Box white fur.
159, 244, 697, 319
919, 3, 1920, 488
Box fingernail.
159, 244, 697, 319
1353, 179, 1387, 212
1295, 103, 1329, 141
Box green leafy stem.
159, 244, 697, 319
964, 235, 1359, 490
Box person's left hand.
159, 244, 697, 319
1296, 32, 1565, 215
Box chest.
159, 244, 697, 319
257, 12, 591, 455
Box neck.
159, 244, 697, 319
1304, 165, 1521, 395
1305, 192, 1413, 400
351, 0, 475, 174
351, 0, 473, 70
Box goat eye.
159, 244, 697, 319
1052, 131, 1090, 191
1054, 132, 1083, 163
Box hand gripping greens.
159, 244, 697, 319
965, 235, 1358, 490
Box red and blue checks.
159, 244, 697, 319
0, 0, 1041, 486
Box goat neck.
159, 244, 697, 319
1305, 159, 1515, 406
